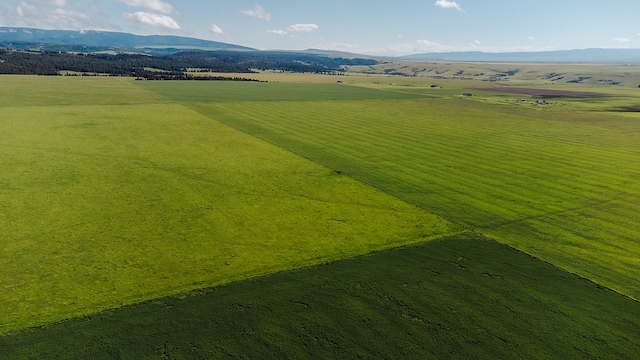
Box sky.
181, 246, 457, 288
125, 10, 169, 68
1, 0, 639, 56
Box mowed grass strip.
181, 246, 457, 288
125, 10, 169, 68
2, 234, 639, 359
183, 94, 640, 299
0, 87, 457, 333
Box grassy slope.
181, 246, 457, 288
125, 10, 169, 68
0, 76, 456, 333
163, 83, 640, 299
2, 234, 639, 359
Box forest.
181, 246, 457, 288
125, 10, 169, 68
0, 47, 377, 78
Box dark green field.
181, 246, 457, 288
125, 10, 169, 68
3, 234, 639, 359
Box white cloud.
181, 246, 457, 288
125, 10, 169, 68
16, 1, 36, 17
287, 23, 319, 32
268, 29, 287, 35
434, 0, 463, 11
210, 24, 226, 35
614, 37, 630, 42
528, 36, 535, 41
241, 5, 270, 21
123, 11, 180, 29
119, 0, 174, 14
474, 40, 481, 45
14, 1, 99, 30
22, 0, 67, 6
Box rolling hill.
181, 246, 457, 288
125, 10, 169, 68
403, 48, 640, 63
0, 27, 254, 53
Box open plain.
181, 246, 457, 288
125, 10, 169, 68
1, 62, 640, 357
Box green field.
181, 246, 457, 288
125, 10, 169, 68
2, 73, 640, 356
158, 84, 640, 300
0, 76, 456, 334
3, 234, 640, 359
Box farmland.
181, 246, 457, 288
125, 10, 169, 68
163, 79, 640, 299
3, 234, 640, 359
1, 66, 640, 357
0, 76, 457, 334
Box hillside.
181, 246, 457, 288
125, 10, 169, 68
403, 48, 640, 63
0, 27, 254, 53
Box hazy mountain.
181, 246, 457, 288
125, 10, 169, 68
0, 27, 254, 53
301, 48, 381, 59
403, 49, 640, 63
4, 27, 638, 64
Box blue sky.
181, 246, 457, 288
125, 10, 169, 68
1, 0, 639, 55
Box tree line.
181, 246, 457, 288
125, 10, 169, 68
0, 48, 377, 78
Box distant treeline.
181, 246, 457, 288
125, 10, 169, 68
0, 47, 377, 77
169, 51, 377, 73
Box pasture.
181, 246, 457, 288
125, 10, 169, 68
3, 234, 639, 359
146, 80, 640, 299
0, 76, 456, 334
1, 72, 640, 356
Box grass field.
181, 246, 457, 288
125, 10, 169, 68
0, 76, 457, 334
2, 73, 640, 357
2, 234, 639, 359
137, 80, 425, 103
151, 82, 640, 299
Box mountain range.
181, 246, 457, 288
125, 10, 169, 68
2, 27, 640, 63
403, 48, 640, 63
0, 27, 253, 54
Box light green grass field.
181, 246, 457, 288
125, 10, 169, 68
0, 76, 457, 333
166, 83, 640, 300
0, 75, 168, 106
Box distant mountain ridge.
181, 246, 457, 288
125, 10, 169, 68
2, 27, 639, 63
0, 27, 254, 53
403, 48, 640, 63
